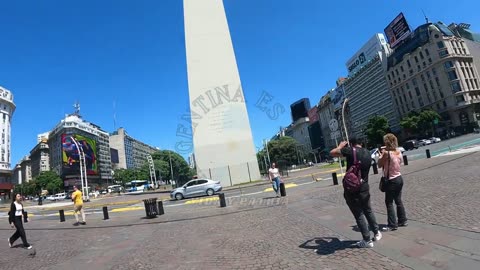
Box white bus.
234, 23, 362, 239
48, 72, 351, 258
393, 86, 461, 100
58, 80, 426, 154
125, 180, 150, 193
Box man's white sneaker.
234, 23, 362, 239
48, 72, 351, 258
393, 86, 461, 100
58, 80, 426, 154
374, 231, 382, 241
7, 238, 11, 248
26, 245, 33, 250
356, 240, 374, 248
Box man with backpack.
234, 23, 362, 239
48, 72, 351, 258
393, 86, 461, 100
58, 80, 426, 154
330, 138, 382, 248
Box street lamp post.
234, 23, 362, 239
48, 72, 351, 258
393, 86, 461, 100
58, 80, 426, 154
70, 136, 89, 201
264, 139, 271, 166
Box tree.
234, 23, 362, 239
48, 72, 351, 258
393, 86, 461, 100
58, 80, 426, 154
400, 114, 420, 136
266, 136, 298, 167
366, 115, 390, 146
34, 171, 63, 194
151, 150, 194, 186
419, 109, 441, 136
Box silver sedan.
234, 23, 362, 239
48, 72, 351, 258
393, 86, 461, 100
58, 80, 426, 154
170, 179, 222, 200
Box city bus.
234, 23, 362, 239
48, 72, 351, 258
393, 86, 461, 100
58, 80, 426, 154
125, 180, 150, 193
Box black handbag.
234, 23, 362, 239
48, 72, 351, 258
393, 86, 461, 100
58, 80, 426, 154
379, 151, 390, 192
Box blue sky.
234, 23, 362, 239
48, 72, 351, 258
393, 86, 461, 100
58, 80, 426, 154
1, 0, 479, 166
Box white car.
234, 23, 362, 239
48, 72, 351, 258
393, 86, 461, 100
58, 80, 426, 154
429, 137, 441, 143
420, 139, 432, 145
47, 193, 66, 201
371, 147, 405, 164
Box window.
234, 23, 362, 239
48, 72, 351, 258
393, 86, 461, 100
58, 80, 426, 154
436, 103, 441, 110
400, 66, 404, 72
419, 97, 424, 107
448, 70, 458, 81
415, 56, 419, 63
407, 60, 411, 68
432, 67, 437, 76
412, 78, 417, 86
439, 49, 449, 58
437, 41, 445, 49
424, 84, 429, 92
415, 87, 421, 96
451, 81, 462, 93
421, 74, 425, 82
418, 65, 421, 72
396, 69, 399, 76
425, 48, 430, 56
456, 95, 465, 103
409, 69, 414, 75
443, 100, 447, 107
419, 51, 424, 59
440, 90, 444, 98
408, 91, 413, 99
406, 82, 410, 89
428, 58, 432, 64
430, 80, 435, 90
435, 77, 441, 87
444, 61, 454, 69
426, 71, 431, 79
387, 75, 391, 81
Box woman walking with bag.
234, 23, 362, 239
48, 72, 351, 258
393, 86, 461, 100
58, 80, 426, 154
8, 193, 33, 249
378, 133, 408, 231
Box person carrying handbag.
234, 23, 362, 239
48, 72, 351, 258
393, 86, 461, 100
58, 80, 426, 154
378, 133, 408, 231
8, 193, 33, 249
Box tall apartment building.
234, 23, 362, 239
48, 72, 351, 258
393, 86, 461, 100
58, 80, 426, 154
343, 34, 401, 140
317, 90, 336, 150
19, 156, 32, 183
0, 86, 15, 182
109, 128, 158, 170
29, 139, 50, 179
386, 22, 480, 136
47, 108, 112, 188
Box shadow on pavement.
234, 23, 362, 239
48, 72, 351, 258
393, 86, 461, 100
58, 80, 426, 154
299, 237, 358, 255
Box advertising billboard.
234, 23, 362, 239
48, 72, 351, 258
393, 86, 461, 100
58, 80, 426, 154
308, 106, 319, 124
346, 33, 387, 75
62, 134, 98, 175
330, 85, 345, 111
384, 12, 411, 49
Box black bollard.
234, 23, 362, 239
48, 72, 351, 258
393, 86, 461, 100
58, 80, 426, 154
38, 197, 43, 206
403, 155, 409, 165
332, 172, 338, 185
59, 209, 65, 222
280, 182, 286, 197
426, 149, 431, 159
157, 201, 165, 215
24, 211, 28, 223
103, 206, 109, 220
218, 193, 227, 207
372, 161, 379, 174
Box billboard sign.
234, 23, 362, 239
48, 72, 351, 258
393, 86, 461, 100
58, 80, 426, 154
384, 12, 411, 49
346, 33, 387, 75
308, 106, 319, 123
329, 85, 345, 111
62, 134, 98, 176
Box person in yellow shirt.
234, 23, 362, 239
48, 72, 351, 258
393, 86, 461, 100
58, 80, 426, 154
71, 186, 86, 226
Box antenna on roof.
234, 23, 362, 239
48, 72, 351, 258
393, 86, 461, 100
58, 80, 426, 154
73, 101, 81, 115
422, 9, 429, 24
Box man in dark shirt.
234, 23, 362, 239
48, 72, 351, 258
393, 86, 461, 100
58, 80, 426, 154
330, 137, 381, 248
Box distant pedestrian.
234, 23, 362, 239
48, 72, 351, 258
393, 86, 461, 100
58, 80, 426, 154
378, 133, 408, 231
330, 138, 382, 248
72, 186, 86, 226
8, 193, 33, 249
268, 162, 281, 197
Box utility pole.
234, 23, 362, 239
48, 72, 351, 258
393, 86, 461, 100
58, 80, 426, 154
264, 139, 271, 166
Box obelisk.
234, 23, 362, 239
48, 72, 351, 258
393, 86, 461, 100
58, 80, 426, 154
184, 0, 261, 186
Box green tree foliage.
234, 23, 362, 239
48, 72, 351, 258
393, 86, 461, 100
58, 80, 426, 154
34, 171, 63, 194
266, 136, 299, 167
366, 115, 390, 146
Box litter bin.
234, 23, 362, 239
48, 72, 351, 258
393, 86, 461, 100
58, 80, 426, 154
143, 198, 158, 218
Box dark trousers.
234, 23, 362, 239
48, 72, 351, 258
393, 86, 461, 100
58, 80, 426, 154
9, 216, 29, 247
385, 176, 407, 228
344, 190, 379, 241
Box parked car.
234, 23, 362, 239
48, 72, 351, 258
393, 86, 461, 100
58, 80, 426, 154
47, 193, 66, 201
429, 137, 441, 143
402, 140, 420, 151
170, 179, 222, 200
419, 139, 432, 145
370, 147, 405, 164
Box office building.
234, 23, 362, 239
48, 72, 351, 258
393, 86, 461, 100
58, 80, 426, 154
0, 86, 15, 182
19, 156, 32, 183
47, 105, 112, 188
290, 98, 311, 122
317, 90, 336, 150
109, 127, 158, 170
343, 33, 401, 140
386, 21, 480, 135
29, 139, 50, 179
183, 0, 260, 186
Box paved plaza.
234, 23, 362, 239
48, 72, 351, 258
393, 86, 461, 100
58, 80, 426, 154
1, 151, 480, 270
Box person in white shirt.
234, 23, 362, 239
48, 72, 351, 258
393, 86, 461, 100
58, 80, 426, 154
8, 193, 32, 249
268, 163, 281, 197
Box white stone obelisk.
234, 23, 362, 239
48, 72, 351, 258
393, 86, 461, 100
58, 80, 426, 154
184, 0, 261, 186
